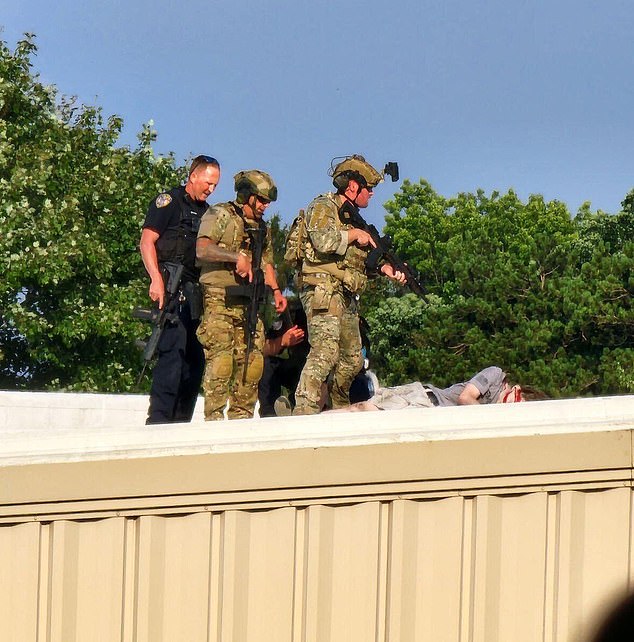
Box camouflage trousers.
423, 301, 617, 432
197, 286, 265, 421
294, 284, 363, 414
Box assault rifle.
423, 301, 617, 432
225, 222, 267, 384
133, 261, 184, 383
339, 203, 427, 299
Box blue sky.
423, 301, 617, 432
3, 0, 633, 227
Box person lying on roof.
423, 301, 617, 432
325, 366, 545, 413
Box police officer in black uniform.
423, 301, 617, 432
140, 155, 221, 424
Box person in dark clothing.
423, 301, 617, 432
258, 304, 310, 417
139, 155, 221, 424
262, 310, 375, 417
348, 316, 375, 404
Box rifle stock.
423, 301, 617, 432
133, 262, 184, 383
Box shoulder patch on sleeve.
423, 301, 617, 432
155, 193, 172, 208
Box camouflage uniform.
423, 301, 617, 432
294, 192, 370, 414
197, 202, 274, 420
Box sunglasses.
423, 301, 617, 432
256, 195, 271, 205
355, 178, 373, 192
189, 155, 220, 173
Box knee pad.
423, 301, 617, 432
210, 352, 234, 380
245, 353, 264, 384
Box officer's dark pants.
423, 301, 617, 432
147, 301, 205, 424
258, 356, 304, 417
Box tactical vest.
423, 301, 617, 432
198, 202, 268, 288
154, 186, 205, 281
301, 193, 369, 294
283, 209, 306, 269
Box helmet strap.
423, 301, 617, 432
242, 194, 258, 220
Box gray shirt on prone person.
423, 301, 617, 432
425, 366, 506, 406
369, 366, 506, 410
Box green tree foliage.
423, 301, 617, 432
2, 35, 631, 398
267, 212, 293, 291
0, 35, 183, 391
365, 180, 633, 397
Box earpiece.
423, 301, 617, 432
332, 171, 351, 192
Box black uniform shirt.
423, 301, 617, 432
143, 185, 208, 282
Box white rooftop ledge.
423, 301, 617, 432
1, 390, 633, 466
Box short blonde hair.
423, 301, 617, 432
188, 155, 220, 177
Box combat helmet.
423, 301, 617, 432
329, 155, 384, 192
234, 170, 278, 204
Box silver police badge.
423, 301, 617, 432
155, 193, 172, 208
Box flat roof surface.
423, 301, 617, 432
2, 391, 633, 466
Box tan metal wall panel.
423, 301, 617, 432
214, 508, 297, 642
551, 488, 633, 642
47, 519, 126, 642
469, 493, 549, 642
302, 502, 382, 642
1, 490, 634, 641
134, 513, 212, 642
0, 522, 40, 642
387, 497, 465, 642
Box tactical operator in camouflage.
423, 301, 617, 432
140, 155, 221, 424
292, 155, 406, 415
196, 170, 287, 420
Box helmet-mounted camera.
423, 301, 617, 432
383, 161, 399, 182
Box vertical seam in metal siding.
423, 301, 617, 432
459, 496, 476, 642
627, 430, 634, 591
36, 522, 50, 642
374, 501, 391, 642
290, 506, 307, 642
120, 516, 136, 642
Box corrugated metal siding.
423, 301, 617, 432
135, 513, 213, 641
1, 488, 633, 642
0, 522, 40, 641
2, 394, 634, 641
